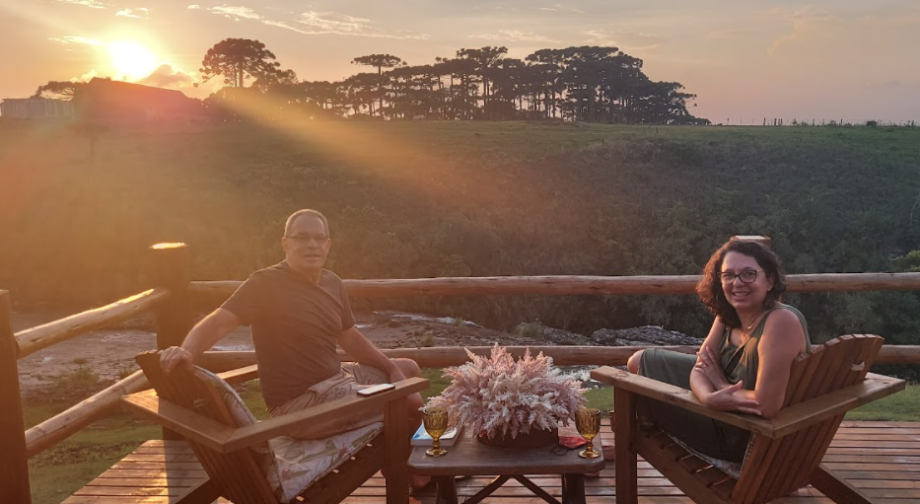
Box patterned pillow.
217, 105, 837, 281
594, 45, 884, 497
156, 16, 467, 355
268, 422, 383, 502
192, 367, 384, 502
666, 433, 743, 479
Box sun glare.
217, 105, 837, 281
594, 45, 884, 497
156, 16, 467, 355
108, 40, 158, 80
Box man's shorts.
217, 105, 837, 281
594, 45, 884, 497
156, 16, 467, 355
269, 362, 389, 440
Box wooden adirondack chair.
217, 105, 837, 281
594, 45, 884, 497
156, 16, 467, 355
591, 334, 905, 504
124, 350, 428, 504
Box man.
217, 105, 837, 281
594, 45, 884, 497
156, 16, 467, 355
160, 209, 428, 486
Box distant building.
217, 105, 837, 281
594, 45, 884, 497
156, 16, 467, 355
73, 78, 203, 125
0, 98, 74, 120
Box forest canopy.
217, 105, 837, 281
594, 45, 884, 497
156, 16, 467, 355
196, 38, 708, 125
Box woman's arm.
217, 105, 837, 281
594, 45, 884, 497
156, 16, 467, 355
752, 309, 807, 418
691, 317, 762, 415
690, 317, 729, 394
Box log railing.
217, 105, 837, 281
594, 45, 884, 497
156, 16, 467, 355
189, 272, 920, 299
5, 240, 920, 504
15, 288, 170, 359
195, 345, 920, 372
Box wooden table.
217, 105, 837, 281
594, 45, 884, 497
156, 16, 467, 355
408, 427, 605, 504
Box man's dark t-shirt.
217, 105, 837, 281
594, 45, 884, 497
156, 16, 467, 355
220, 262, 356, 410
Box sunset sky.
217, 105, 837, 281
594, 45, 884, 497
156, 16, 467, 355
1, 0, 918, 123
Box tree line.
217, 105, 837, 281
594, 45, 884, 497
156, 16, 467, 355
34, 38, 708, 125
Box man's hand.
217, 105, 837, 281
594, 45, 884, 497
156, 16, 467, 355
160, 346, 193, 374
704, 381, 762, 416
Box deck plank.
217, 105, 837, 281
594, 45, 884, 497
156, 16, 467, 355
61, 421, 920, 504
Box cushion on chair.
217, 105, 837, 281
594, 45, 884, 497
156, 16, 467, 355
193, 367, 384, 503
666, 433, 743, 478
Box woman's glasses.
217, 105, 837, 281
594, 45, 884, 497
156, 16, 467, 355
718, 269, 762, 284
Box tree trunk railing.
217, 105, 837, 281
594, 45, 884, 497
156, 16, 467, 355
6, 241, 920, 504
189, 272, 920, 299
15, 288, 171, 359
194, 345, 920, 372
24, 370, 149, 458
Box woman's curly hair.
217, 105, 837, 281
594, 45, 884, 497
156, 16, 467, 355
696, 239, 787, 329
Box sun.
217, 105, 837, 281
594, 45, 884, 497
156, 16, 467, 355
108, 40, 159, 80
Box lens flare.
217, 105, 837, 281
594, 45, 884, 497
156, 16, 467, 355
108, 40, 158, 80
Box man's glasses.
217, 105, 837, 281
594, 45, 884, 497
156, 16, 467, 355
718, 269, 762, 284
285, 233, 329, 244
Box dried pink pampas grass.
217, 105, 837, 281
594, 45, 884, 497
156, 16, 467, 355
426, 344, 586, 440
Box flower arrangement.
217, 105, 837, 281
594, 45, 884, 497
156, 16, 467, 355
426, 344, 586, 440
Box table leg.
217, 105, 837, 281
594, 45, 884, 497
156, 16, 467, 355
434, 476, 458, 504
561, 474, 586, 504
465, 475, 511, 504
513, 475, 561, 504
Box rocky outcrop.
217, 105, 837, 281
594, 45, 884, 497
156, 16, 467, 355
591, 326, 703, 347
542, 327, 593, 346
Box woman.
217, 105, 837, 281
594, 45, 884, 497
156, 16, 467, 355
625, 239, 810, 463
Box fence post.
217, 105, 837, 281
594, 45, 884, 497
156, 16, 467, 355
149, 243, 193, 440
150, 243, 192, 350
0, 290, 32, 504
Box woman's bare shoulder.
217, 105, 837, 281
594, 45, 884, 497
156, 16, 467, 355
761, 308, 807, 347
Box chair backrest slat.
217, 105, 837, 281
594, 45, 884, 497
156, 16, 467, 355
788, 334, 883, 491
731, 335, 883, 504
135, 351, 279, 504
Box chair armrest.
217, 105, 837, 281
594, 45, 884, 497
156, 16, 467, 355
124, 376, 429, 454
223, 376, 428, 452
216, 364, 258, 385
591, 367, 905, 439
591, 366, 774, 435
121, 389, 236, 452
767, 373, 904, 437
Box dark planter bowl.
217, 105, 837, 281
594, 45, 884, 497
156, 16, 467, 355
477, 427, 559, 448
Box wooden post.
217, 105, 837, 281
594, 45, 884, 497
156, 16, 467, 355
149, 243, 192, 440
150, 243, 192, 350
0, 290, 33, 504
731, 235, 771, 246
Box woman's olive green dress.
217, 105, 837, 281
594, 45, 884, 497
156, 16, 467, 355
638, 303, 810, 462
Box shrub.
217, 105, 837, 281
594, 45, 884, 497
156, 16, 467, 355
514, 322, 545, 339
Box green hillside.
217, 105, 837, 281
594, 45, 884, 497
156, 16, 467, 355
2, 120, 919, 353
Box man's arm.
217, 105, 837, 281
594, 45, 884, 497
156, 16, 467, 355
337, 327, 406, 382
160, 308, 242, 373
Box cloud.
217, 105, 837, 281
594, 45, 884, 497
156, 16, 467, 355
210, 5, 262, 21
115, 8, 150, 19
137, 63, 198, 89
49, 35, 105, 46
205, 6, 427, 39
536, 4, 584, 14
298, 11, 370, 33
56, 0, 106, 8
706, 29, 750, 40
584, 29, 661, 52
469, 29, 558, 44
72, 69, 100, 82
767, 9, 834, 59
187, 4, 200, 9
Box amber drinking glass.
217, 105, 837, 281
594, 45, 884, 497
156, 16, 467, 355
575, 407, 601, 459
423, 407, 449, 457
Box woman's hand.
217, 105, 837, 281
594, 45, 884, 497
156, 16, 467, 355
705, 381, 762, 416
693, 345, 729, 389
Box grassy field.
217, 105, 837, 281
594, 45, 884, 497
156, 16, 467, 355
7, 119, 920, 502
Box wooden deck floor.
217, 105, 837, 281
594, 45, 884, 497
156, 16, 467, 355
63, 421, 920, 504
